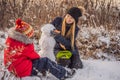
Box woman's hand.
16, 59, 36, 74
53, 29, 60, 34
50, 29, 60, 37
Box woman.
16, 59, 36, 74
51, 6, 85, 69
4, 19, 75, 80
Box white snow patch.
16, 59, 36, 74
98, 36, 110, 48
67, 60, 120, 80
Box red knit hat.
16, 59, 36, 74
15, 19, 34, 38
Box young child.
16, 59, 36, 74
4, 19, 75, 80
51, 6, 85, 69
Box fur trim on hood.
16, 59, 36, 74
8, 28, 33, 44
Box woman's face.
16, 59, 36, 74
65, 14, 75, 24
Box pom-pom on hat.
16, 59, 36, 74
67, 6, 85, 23
15, 19, 34, 38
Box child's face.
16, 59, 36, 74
65, 14, 75, 24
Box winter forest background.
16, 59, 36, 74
0, 0, 120, 80
0, 0, 120, 60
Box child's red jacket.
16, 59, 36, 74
4, 28, 40, 77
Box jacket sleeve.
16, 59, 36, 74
22, 44, 40, 60
54, 34, 71, 49
54, 26, 80, 50
51, 17, 71, 49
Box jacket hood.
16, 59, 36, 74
8, 28, 33, 44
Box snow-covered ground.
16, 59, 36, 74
0, 60, 120, 80
0, 28, 120, 80
28, 60, 120, 80
68, 60, 120, 80
40, 60, 120, 80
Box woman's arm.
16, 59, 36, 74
54, 34, 71, 50
53, 26, 79, 50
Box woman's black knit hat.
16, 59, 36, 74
67, 7, 83, 23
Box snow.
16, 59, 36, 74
22, 60, 120, 80
20, 60, 120, 80
0, 29, 120, 80
98, 36, 110, 48
0, 31, 6, 67
68, 60, 120, 80
77, 26, 120, 60
80, 27, 90, 39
